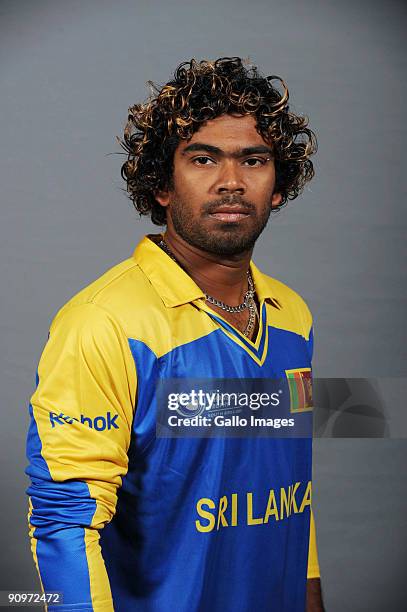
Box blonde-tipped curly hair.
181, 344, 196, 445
118, 57, 317, 225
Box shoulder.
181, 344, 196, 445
261, 273, 312, 317
50, 257, 163, 339
258, 271, 313, 340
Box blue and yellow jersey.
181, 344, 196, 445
26, 235, 320, 612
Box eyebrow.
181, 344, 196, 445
181, 143, 274, 158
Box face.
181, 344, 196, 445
156, 114, 282, 256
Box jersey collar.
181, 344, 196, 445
132, 235, 279, 308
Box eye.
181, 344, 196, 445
243, 157, 269, 167
192, 156, 216, 165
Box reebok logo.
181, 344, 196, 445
49, 411, 119, 431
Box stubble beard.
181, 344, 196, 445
168, 196, 273, 257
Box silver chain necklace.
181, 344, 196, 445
157, 239, 258, 337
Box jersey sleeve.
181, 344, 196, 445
26, 302, 137, 612
307, 508, 321, 578
300, 300, 320, 578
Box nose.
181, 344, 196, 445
215, 160, 246, 195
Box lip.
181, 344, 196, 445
209, 212, 250, 222
208, 206, 251, 222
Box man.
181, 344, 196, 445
26, 57, 323, 611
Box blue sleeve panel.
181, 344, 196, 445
27, 401, 96, 610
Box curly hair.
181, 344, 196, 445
118, 57, 317, 226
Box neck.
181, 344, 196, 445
161, 229, 253, 305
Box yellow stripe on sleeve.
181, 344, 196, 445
307, 508, 321, 579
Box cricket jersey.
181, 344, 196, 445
26, 235, 320, 612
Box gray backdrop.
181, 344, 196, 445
1, 0, 406, 610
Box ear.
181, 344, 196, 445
271, 192, 282, 209
155, 190, 171, 207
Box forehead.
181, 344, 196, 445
182, 114, 269, 149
